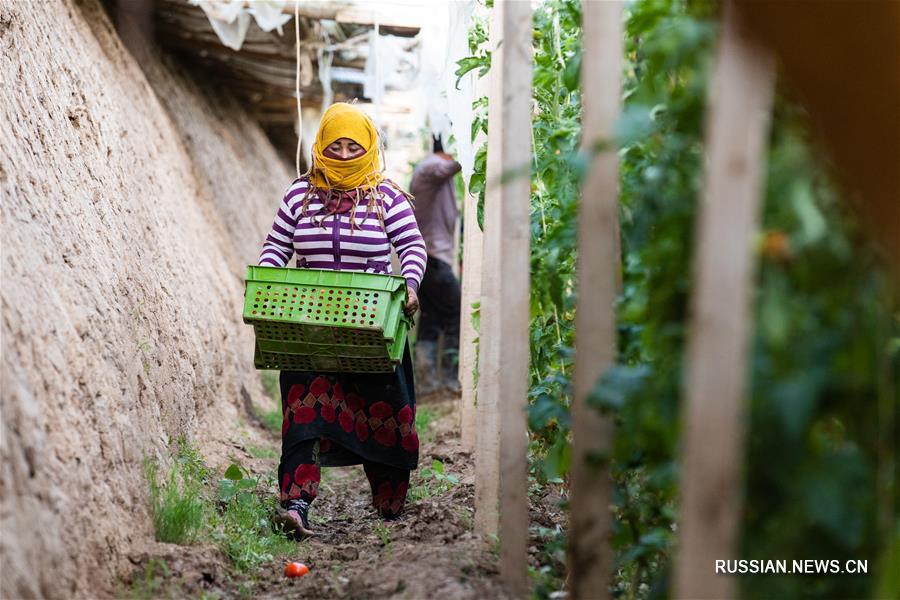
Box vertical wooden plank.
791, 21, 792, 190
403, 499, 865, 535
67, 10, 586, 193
674, 5, 775, 599
473, 2, 505, 543
459, 71, 489, 450
568, 1, 623, 598
474, 0, 533, 595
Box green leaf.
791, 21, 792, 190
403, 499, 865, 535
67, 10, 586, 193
237, 478, 257, 490
562, 51, 581, 92
219, 480, 237, 501
587, 365, 651, 412
791, 182, 826, 245
224, 463, 243, 481
541, 433, 571, 481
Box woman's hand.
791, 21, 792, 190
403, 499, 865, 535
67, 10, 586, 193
404, 288, 419, 316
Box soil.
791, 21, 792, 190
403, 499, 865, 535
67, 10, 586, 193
121, 389, 568, 599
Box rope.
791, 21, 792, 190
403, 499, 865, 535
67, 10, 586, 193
294, 0, 302, 178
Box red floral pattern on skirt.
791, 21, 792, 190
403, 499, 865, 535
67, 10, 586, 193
282, 378, 415, 452
278, 354, 418, 474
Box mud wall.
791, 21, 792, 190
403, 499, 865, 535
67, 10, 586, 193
0, 0, 292, 597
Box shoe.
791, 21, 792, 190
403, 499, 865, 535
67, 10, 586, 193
273, 499, 315, 540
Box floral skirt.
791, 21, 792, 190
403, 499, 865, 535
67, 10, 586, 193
277, 344, 419, 473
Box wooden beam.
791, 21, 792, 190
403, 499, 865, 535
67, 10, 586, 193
473, 0, 533, 596
673, 4, 775, 599
568, 1, 623, 598
334, 8, 421, 36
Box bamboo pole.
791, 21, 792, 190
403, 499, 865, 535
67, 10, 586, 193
568, 1, 623, 598
674, 5, 775, 598
473, 0, 533, 595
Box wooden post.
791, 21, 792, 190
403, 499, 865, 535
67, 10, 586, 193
473, 0, 533, 595
674, 5, 775, 599
459, 73, 489, 450
568, 2, 623, 599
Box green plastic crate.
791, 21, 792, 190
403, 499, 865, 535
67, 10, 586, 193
253, 329, 409, 373
243, 266, 409, 372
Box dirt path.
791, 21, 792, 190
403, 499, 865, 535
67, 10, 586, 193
122, 390, 569, 599
248, 391, 504, 599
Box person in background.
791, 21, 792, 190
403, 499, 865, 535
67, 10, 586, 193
409, 135, 462, 394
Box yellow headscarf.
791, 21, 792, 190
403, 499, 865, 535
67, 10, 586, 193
310, 103, 384, 191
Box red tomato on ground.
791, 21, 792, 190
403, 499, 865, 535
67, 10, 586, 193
284, 562, 310, 578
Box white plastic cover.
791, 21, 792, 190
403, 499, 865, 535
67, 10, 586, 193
189, 0, 292, 51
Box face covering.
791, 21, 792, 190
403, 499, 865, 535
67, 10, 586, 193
310, 103, 384, 191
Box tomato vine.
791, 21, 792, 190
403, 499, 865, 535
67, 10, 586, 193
460, 1, 898, 598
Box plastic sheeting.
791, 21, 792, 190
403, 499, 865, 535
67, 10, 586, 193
416, 0, 479, 182
187, 0, 480, 185
189, 0, 292, 51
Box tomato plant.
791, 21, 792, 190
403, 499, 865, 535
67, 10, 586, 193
464, 0, 898, 598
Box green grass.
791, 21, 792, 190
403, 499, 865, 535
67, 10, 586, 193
247, 445, 278, 460
213, 488, 295, 572
143, 440, 295, 578
214, 465, 295, 572
145, 439, 211, 544
260, 370, 280, 398
373, 521, 393, 558
255, 370, 284, 433
415, 405, 438, 443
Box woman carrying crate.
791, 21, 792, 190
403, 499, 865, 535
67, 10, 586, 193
257, 103, 426, 538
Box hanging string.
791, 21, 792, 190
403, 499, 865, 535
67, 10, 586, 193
294, 0, 303, 178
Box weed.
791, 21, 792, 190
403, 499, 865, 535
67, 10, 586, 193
143, 443, 295, 579
213, 462, 295, 572
488, 533, 501, 558
309, 512, 329, 526
121, 558, 171, 600
247, 445, 278, 460
415, 406, 438, 443
373, 521, 393, 558
408, 459, 459, 501
260, 370, 280, 399
254, 371, 284, 433
457, 506, 474, 530
529, 525, 567, 599
236, 579, 257, 600
256, 406, 282, 434
255, 405, 282, 434
145, 439, 210, 544
137, 341, 153, 376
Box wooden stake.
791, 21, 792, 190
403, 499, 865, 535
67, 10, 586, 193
473, 0, 533, 595
568, 1, 623, 598
459, 71, 489, 450
674, 5, 775, 598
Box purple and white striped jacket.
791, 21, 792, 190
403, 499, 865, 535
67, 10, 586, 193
258, 179, 427, 292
